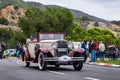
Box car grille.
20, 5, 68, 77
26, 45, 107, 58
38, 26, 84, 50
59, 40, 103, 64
56, 48, 68, 57
57, 48, 67, 52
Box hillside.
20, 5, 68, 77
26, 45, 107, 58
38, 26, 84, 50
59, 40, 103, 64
27, 2, 109, 23
0, 0, 28, 9
0, 0, 110, 24
0, 0, 119, 37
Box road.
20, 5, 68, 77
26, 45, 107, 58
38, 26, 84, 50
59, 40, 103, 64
0, 58, 120, 80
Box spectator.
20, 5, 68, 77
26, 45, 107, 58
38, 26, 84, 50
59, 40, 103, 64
88, 40, 92, 61
107, 44, 116, 60
16, 43, 22, 58
115, 47, 119, 60
0, 42, 2, 59
81, 39, 87, 62
99, 41, 105, 60
91, 39, 99, 62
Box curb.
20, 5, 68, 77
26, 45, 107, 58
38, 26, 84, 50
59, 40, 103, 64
85, 62, 120, 68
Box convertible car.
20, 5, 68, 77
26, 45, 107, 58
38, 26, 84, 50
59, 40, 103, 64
22, 32, 85, 71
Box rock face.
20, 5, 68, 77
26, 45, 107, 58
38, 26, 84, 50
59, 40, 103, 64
109, 23, 120, 31
0, 5, 25, 23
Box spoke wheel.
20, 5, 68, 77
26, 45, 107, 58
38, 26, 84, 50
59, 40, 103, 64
38, 53, 47, 70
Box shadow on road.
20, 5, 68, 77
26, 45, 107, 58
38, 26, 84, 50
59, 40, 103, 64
24, 66, 76, 71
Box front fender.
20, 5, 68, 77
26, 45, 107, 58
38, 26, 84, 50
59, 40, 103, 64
39, 48, 49, 53
69, 48, 84, 57
74, 48, 84, 53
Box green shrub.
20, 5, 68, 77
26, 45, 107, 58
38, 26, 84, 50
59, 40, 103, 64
0, 17, 9, 25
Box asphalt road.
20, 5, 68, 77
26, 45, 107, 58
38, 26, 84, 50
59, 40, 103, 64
0, 57, 120, 80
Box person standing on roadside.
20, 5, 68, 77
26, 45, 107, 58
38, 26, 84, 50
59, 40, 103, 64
1, 41, 6, 57
99, 41, 105, 60
107, 44, 116, 60
81, 39, 87, 62
0, 42, 2, 59
16, 43, 21, 58
88, 40, 92, 61
91, 39, 99, 62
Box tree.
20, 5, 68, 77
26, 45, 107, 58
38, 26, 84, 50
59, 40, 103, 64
94, 21, 99, 27
18, 7, 73, 36
75, 16, 93, 22
66, 23, 86, 41
87, 28, 117, 47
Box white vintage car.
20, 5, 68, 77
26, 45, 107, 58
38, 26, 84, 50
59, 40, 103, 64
22, 32, 85, 71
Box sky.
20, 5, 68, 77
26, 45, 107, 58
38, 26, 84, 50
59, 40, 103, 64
23, 0, 120, 21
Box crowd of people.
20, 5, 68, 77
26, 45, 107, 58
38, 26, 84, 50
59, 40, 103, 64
81, 39, 120, 62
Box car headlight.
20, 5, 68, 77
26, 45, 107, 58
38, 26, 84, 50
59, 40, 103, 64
52, 44, 57, 49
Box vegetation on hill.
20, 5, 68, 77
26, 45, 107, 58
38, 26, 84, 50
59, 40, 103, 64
74, 16, 93, 22
0, 17, 9, 25
27, 2, 109, 23
66, 23, 120, 48
0, 0, 28, 9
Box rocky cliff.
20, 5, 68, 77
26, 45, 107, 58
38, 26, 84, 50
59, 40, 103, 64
0, 5, 25, 30
0, 5, 25, 23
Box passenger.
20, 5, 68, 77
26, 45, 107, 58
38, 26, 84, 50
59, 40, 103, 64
99, 41, 105, 60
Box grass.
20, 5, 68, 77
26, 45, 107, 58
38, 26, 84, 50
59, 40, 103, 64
97, 60, 120, 65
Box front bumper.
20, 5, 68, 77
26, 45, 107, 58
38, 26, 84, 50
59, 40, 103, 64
43, 56, 84, 62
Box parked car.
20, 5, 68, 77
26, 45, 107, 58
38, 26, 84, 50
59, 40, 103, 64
2, 49, 16, 58
22, 32, 85, 71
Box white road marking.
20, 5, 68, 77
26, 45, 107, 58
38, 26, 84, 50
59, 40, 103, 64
85, 77, 100, 80
48, 71, 65, 75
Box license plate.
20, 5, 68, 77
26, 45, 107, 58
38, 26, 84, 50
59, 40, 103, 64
59, 55, 71, 61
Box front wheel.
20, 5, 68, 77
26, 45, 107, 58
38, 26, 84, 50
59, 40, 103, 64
38, 52, 47, 70
73, 53, 84, 71
73, 61, 83, 71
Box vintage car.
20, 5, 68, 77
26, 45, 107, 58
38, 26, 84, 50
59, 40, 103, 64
22, 32, 85, 71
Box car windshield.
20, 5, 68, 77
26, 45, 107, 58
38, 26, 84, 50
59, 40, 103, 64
39, 33, 64, 40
